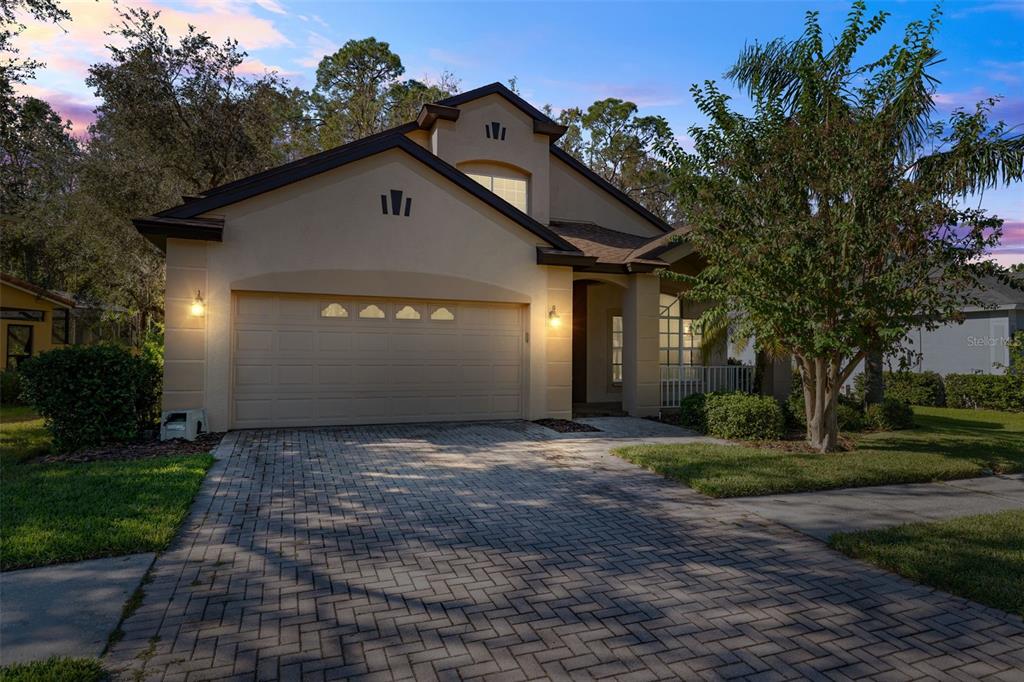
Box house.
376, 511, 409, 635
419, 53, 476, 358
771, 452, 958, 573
136, 83, 754, 432
0, 273, 75, 370
847, 274, 1024, 385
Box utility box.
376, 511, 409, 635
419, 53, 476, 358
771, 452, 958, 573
160, 409, 206, 441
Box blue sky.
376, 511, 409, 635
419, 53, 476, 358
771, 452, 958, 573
18, 0, 1024, 262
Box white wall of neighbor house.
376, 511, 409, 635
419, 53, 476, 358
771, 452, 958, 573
163, 148, 576, 431
842, 309, 1020, 393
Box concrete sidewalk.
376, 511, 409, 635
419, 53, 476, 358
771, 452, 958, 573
729, 473, 1024, 540
0, 553, 154, 665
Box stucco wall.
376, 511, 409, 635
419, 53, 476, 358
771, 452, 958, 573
549, 155, 663, 238
163, 241, 208, 410
168, 147, 572, 430
430, 94, 551, 225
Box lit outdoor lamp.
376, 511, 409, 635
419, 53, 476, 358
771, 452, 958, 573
548, 305, 561, 328
191, 290, 206, 317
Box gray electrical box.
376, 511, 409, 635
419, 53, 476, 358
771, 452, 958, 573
160, 409, 206, 441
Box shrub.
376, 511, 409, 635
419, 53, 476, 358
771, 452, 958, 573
864, 398, 915, 431
0, 370, 23, 405
945, 373, 1023, 412
704, 392, 785, 440
676, 392, 709, 432
19, 344, 161, 453
884, 371, 946, 407
836, 403, 865, 431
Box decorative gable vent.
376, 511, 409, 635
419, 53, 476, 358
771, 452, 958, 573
485, 121, 507, 140
380, 189, 412, 216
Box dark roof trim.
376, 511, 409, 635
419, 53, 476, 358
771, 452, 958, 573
549, 145, 672, 234
182, 122, 420, 205
0, 272, 76, 308
437, 83, 567, 141
143, 135, 577, 252
535, 248, 662, 274
416, 103, 460, 129
536, 247, 597, 268
134, 216, 224, 246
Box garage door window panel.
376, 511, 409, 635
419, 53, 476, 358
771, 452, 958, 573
430, 306, 456, 321
320, 302, 348, 318
395, 305, 421, 320
358, 304, 386, 319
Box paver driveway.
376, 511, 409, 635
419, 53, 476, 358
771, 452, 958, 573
107, 421, 1024, 681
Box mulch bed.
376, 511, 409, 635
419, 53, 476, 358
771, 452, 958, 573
533, 418, 601, 433
38, 432, 225, 464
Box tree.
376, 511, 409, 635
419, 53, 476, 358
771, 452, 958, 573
1, 0, 70, 102
665, 2, 1024, 452
72, 7, 304, 335
1008, 263, 1024, 274
0, 96, 80, 290
557, 98, 677, 222
310, 37, 457, 147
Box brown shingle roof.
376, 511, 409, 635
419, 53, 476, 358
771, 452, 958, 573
547, 221, 669, 267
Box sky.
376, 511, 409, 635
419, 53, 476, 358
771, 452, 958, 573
15, 0, 1024, 265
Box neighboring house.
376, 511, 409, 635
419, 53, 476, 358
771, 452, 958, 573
892, 275, 1024, 374
0, 273, 75, 370
136, 83, 750, 432
844, 274, 1024, 388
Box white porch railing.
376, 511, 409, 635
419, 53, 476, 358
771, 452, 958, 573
660, 365, 755, 407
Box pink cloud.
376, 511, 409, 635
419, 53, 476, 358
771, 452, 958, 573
15, 83, 96, 136
14, 0, 291, 88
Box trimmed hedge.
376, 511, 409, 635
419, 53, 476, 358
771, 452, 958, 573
704, 392, 785, 440
0, 370, 23, 405
864, 398, 915, 430
945, 373, 1023, 412
19, 344, 161, 453
677, 392, 709, 432
885, 371, 946, 407
853, 370, 946, 407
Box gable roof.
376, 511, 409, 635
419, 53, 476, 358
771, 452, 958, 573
137, 82, 671, 250
437, 83, 568, 139
1, 272, 75, 308
139, 133, 578, 252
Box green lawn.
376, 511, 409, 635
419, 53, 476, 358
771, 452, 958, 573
0, 406, 214, 570
0, 406, 51, 464
830, 510, 1024, 617
0, 657, 108, 682
615, 407, 1024, 498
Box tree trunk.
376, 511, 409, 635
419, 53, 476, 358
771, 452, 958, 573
799, 354, 841, 453
863, 350, 884, 406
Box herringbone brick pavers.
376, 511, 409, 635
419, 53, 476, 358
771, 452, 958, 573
105, 422, 1024, 681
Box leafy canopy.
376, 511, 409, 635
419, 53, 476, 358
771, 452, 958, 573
666, 1, 1024, 450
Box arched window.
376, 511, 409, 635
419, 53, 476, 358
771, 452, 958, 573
460, 163, 529, 213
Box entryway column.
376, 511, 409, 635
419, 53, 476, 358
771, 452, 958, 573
622, 273, 661, 416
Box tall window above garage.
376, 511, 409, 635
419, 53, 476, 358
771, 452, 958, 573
465, 172, 528, 213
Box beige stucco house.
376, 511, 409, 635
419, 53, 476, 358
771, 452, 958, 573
137, 83, 749, 431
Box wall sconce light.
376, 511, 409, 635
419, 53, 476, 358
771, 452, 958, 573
548, 305, 561, 328
190, 290, 206, 317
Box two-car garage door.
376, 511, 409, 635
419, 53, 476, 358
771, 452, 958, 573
232, 292, 525, 428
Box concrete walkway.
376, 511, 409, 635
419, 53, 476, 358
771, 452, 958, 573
0, 553, 155, 665
729, 473, 1024, 541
